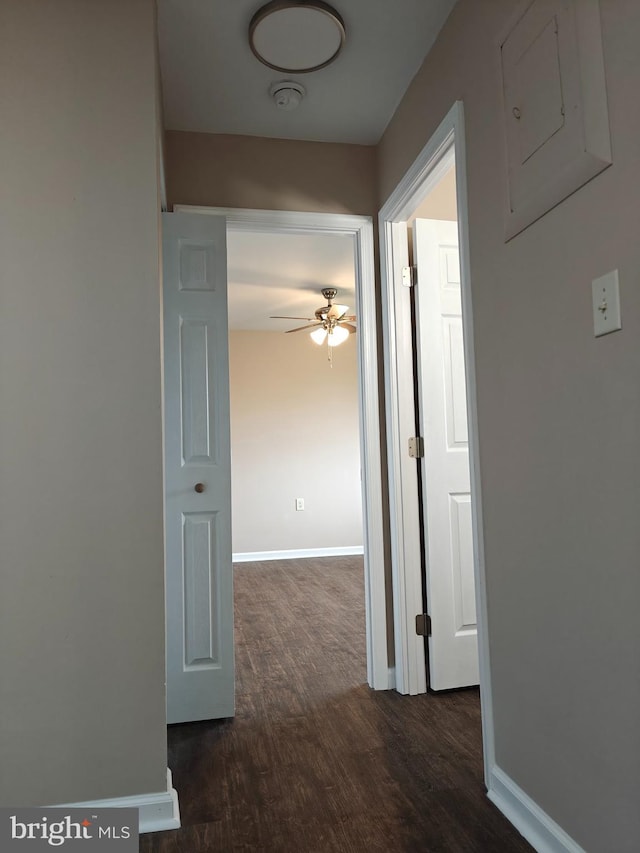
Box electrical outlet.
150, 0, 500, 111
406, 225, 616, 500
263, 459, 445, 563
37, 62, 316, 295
295, 498, 304, 512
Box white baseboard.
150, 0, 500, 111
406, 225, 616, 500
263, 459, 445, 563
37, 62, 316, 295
488, 765, 585, 853
51, 767, 180, 835
233, 546, 364, 563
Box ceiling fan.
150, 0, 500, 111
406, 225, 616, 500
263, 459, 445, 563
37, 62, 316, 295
270, 287, 356, 348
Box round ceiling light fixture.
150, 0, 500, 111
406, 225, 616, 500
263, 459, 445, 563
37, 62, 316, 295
249, 1, 346, 74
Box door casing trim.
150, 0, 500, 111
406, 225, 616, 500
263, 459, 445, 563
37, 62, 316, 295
175, 205, 390, 690
378, 101, 495, 779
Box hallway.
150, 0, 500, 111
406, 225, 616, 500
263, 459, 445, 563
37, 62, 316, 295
141, 557, 532, 852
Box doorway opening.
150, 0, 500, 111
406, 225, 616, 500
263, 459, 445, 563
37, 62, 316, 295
226, 228, 363, 565
172, 206, 389, 695
225, 226, 368, 682
379, 102, 494, 783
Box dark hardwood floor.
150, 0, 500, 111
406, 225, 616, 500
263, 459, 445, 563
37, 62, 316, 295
141, 557, 532, 852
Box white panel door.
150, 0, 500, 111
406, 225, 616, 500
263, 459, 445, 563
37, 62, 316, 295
163, 212, 234, 723
414, 218, 479, 691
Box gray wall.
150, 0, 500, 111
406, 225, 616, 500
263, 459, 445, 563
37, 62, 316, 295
0, 0, 167, 804
378, 1, 640, 849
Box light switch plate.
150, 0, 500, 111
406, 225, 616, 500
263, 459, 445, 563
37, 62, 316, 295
592, 269, 621, 337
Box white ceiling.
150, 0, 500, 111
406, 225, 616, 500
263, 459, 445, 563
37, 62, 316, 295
227, 230, 355, 331
157, 0, 458, 145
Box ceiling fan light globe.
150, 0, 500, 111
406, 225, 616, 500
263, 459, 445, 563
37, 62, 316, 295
327, 324, 349, 346
310, 327, 328, 345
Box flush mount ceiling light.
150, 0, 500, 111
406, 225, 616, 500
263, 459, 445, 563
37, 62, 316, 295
249, 1, 346, 74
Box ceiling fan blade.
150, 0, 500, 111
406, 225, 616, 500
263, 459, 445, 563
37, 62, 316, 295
285, 322, 323, 333
338, 313, 356, 322
340, 322, 357, 334
270, 315, 315, 321
327, 303, 349, 318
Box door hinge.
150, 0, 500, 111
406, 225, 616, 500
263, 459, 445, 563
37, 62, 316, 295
402, 265, 417, 287
408, 436, 424, 458
416, 613, 432, 637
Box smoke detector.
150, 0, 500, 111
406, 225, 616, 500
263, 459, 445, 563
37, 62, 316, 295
269, 80, 305, 111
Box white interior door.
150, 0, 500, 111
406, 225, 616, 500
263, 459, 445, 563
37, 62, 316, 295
414, 218, 479, 691
163, 211, 234, 724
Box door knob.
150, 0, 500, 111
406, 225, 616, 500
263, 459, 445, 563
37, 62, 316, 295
194, 483, 205, 493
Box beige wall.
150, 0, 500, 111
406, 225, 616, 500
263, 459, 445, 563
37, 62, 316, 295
166, 130, 377, 215
229, 331, 362, 554
409, 165, 457, 224
379, 2, 640, 849
0, 0, 167, 805
408, 166, 457, 263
